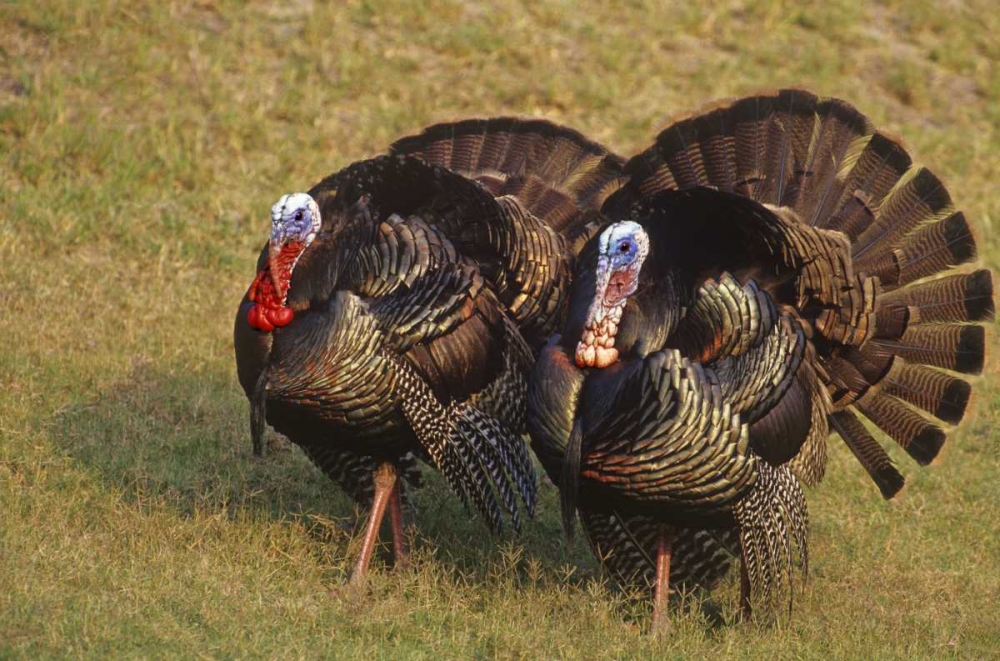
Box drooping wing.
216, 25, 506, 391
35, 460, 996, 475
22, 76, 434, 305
366, 264, 537, 534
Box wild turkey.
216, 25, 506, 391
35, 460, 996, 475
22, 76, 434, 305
234, 121, 623, 582
526, 89, 994, 630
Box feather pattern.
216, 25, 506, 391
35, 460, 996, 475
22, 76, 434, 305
234, 155, 547, 541
528, 89, 992, 623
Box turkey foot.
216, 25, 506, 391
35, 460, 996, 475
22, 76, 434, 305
349, 462, 397, 586
650, 526, 674, 636
388, 478, 409, 570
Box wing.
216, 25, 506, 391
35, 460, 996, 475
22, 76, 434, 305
368, 263, 538, 534
577, 349, 755, 515
368, 263, 485, 354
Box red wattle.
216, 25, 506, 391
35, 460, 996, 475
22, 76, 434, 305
246, 242, 307, 331
246, 304, 275, 332
269, 306, 294, 327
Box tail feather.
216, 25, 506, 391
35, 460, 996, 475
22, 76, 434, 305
867, 325, 986, 375
851, 167, 952, 260
858, 212, 978, 289
820, 134, 913, 239
856, 392, 947, 465
795, 97, 872, 224
390, 117, 625, 233
878, 269, 994, 326
828, 410, 905, 499
882, 362, 972, 425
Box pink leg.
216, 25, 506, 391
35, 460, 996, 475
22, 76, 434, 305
349, 462, 397, 586
650, 526, 674, 636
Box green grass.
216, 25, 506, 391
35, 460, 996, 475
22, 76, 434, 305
2, 1, 999, 658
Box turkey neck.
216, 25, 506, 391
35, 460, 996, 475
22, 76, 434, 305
566, 262, 687, 364
233, 196, 377, 399
612, 267, 686, 360
282, 198, 378, 310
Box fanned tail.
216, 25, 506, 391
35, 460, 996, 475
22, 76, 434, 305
391, 117, 626, 237
615, 89, 994, 498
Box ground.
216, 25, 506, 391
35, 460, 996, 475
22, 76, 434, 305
1, 1, 998, 659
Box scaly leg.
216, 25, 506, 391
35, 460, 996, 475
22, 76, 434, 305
650, 526, 674, 636
388, 479, 409, 570
349, 462, 397, 586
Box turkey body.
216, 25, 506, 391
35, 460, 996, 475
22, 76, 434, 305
527, 89, 994, 626
234, 121, 625, 579
234, 156, 538, 545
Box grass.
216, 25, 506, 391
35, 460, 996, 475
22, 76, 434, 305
2, 0, 999, 658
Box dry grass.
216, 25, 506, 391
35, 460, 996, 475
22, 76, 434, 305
1, 1, 998, 658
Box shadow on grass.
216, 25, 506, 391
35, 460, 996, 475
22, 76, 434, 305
50, 359, 605, 586
51, 359, 741, 628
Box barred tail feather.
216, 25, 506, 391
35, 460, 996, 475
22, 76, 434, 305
858, 212, 978, 289
867, 325, 986, 375
391, 354, 536, 535
855, 392, 947, 466
732, 462, 808, 617
882, 362, 972, 425
829, 410, 905, 499
878, 269, 994, 326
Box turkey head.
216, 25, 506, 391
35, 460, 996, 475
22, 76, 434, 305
575, 221, 649, 369
246, 193, 321, 332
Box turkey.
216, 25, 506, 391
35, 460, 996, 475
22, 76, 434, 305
234, 120, 624, 582
527, 89, 994, 631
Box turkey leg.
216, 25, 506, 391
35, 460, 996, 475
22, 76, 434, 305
739, 551, 752, 621
388, 479, 408, 570
650, 526, 674, 635
349, 462, 397, 586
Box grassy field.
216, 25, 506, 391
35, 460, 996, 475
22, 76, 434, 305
2, 1, 999, 658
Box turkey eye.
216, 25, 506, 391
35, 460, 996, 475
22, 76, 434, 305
619, 242, 631, 253
294, 210, 304, 222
